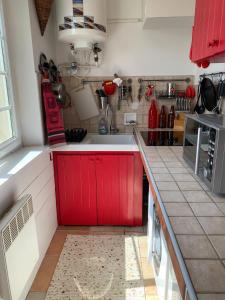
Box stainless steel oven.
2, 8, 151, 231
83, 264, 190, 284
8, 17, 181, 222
183, 114, 225, 194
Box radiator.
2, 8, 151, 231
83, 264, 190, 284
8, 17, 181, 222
0, 195, 39, 300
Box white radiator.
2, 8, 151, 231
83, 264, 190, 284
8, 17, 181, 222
0, 195, 39, 300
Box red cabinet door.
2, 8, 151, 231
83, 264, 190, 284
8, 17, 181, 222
218, 0, 225, 53
54, 154, 97, 225
206, 0, 224, 57
191, 0, 225, 63
191, 0, 203, 62
95, 153, 143, 226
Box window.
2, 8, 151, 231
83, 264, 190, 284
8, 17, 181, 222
0, 2, 20, 156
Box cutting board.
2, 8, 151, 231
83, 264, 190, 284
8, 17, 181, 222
70, 85, 99, 121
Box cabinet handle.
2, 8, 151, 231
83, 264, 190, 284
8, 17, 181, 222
195, 127, 202, 175
49, 152, 53, 161
208, 39, 219, 47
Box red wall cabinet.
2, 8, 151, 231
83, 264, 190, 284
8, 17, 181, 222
190, 0, 225, 65
53, 152, 143, 226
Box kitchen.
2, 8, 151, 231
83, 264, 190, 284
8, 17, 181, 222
0, 0, 225, 300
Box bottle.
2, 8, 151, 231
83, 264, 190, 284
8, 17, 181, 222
159, 106, 167, 145
98, 117, 108, 135
167, 105, 175, 128
148, 99, 158, 129
167, 106, 175, 146
159, 105, 167, 128
148, 99, 158, 146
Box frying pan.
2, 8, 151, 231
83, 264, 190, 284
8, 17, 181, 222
200, 77, 218, 112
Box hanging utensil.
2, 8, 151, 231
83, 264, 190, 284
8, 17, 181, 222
216, 75, 225, 114
138, 79, 144, 102
127, 78, 133, 102
145, 85, 154, 101
49, 60, 59, 83
39, 53, 49, 77
117, 86, 122, 110
194, 81, 205, 114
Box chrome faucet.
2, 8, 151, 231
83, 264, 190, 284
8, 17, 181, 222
106, 104, 119, 134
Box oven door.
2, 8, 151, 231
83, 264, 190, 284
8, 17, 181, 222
167, 257, 182, 300
152, 206, 168, 300
152, 206, 162, 276
147, 189, 155, 263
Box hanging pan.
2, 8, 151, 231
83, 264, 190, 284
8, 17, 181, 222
200, 77, 218, 112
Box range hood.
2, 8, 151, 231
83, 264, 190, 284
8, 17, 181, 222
143, 0, 195, 29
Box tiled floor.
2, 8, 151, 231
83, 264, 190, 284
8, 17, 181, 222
27, 226, 159, 300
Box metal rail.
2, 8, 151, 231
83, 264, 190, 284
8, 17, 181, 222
138, 78, 191, 83
82, 79, 104, 85
82, 77, 193, 85
199, 71, 225, 78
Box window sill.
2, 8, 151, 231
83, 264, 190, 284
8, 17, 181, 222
0, 146, 48, 188
0, 137, 22, 160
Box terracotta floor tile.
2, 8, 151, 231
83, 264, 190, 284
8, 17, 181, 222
144, 280, 158, 296
46, 231, 67, 256
125, 226, 144, 233
31, 255, 59, 292
57, 225, 90, 231
26, 292, 46, 300
89, 226, 125, 232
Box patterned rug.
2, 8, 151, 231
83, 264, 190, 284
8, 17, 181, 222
46, 235, 145, 300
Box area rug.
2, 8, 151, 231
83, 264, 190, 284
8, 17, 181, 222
46, 235, 145, 300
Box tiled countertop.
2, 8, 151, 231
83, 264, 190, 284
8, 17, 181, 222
135, 129, 225, 300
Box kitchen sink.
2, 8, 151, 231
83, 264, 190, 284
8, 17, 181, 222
83, 134, 136, 145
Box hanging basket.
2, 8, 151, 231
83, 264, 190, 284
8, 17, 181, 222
34, 0, 54, 36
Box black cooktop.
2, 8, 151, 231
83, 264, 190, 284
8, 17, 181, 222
140, 130, 184, 146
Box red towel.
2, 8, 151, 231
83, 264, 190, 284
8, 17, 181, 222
41, 80, 65, 145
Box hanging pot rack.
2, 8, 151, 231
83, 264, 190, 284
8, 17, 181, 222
82, 77, 192, 85
82, 79, 104, 84
199, 72, 225, 79
138, 77, 191, 84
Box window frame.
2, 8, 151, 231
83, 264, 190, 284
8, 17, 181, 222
0, 0, 21, 158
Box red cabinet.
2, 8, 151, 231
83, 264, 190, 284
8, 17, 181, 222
53, 152, 143, 226
54, 154, 97, 225
190, 0, 225, 65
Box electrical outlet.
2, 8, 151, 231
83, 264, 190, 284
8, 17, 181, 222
124, 113, 137, 125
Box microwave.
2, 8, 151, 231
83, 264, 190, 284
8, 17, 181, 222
183, 114, 225, 194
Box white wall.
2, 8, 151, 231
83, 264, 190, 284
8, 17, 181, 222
145, 0, 195, 18
3, 0, 44, 146
28, 0, 56, 69
3, 0, 57, 147
56, 22, 195, 76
